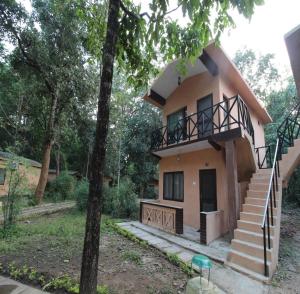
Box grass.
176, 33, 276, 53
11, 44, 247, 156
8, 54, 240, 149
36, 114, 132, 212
121, 250, 142, 265
0, 209, 116, 254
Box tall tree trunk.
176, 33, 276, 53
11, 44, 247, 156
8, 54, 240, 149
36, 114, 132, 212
79, 1, 120, 293
55, 143, 60, 177
35, 139, 53, 203
35, 93, 58, 203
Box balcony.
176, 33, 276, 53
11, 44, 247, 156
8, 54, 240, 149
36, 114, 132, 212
151, 95, 255, 156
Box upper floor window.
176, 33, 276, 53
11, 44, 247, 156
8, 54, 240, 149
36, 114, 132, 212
167, 107, 187, 144
0, 168, 6, 185
163, 171, 184, 201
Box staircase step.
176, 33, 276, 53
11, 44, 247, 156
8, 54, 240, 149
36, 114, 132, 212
231, 239, 272, 260
243, 204, 277, 215
247, 190, 279, 199
245, 197, 278, 207
240, 212, 277, 225
228, 249, 270, 275
234, 229, 274, 247
237, 220, 275, 235
226, 261, 269, 282
250, 178, 269, 185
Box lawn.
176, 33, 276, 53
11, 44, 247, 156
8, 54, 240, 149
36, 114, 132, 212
0, 210, 188, 294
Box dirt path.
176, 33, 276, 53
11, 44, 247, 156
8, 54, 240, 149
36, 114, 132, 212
270, 205, 300, 294
0, 201, 75, 224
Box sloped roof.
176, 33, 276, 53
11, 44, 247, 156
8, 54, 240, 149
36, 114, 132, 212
144, 43, 272, 124
0, 151, 42, 168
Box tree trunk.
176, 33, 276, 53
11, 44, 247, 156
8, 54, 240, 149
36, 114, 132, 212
35, 140, 53, 203
79, 1, 121, 293
55, 144, 60, 177
35, 91, 58, 203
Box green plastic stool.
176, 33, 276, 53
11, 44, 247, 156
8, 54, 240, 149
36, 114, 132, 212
191, 255, 212, 288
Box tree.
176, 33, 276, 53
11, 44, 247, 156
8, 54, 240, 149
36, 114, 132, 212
79, 0, 265, 293
234, 48, 280, 101
0, 0, 95, 202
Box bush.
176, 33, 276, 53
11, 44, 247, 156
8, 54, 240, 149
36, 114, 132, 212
103, 177, 138, 219
75, 179, 89, 211
75, 177, 139, 219
46, 171, 76, 201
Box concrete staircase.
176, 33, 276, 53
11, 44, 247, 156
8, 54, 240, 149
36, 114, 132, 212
227, 138, 300, 281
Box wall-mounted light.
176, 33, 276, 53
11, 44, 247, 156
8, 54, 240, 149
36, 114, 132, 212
177, 155, 180, 161
205, 162, 209, 167
178, 76, 181, 86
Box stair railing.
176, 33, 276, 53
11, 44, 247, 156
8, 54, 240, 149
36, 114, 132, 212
277, 101, 300, 159
261, 138, 280, 277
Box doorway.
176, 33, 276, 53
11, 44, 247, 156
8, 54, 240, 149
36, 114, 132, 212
199, 169, 217, 212
197, 94, 213, 137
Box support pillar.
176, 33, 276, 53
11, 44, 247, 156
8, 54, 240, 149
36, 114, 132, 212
225, 140, 240, 239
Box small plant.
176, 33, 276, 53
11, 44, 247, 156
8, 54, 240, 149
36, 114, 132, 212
122, 250, 142, 265
104, 220, 149, 248
1, 156, 29, 233
43, 274, 109, 294
166, 253, 193, 277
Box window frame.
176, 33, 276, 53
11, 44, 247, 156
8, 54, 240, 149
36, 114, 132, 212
167, 107, 187, 144
0, 168, 6, 185
163, 171, 184, 202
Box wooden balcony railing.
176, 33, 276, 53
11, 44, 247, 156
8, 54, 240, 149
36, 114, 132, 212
140, 201, 183, 234
151, 95, 255, 152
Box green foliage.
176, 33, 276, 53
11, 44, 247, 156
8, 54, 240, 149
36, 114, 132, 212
234, 48, 280, 101
1, 156, 30, 233
105, 220, 149, 248
75, 179, 89, 211
121, 250, 142, 265
46, 171, 76, 201
166, 253, 193, 277
103, 178, 138, 219
0, 262, 109, 294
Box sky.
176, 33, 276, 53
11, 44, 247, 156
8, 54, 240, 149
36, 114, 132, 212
220, 0, 300, 74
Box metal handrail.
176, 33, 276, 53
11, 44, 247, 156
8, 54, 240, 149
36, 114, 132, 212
261, 138, 280, 277
261, 139, 279, 229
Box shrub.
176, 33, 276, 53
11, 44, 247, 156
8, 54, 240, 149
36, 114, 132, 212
103, 177, 138, 219
46, 171, 76, 201
75, 179, 89, 211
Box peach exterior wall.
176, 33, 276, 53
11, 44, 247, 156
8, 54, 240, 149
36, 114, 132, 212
158, 149, 228, 230
157, 71, 268, 231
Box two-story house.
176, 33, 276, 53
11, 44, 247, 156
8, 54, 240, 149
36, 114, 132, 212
139, 42, 300, 280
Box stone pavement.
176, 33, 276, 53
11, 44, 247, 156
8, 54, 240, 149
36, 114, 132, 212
118, 221, 270, 294
0, 201, 75, 224
0, 276, 48, 293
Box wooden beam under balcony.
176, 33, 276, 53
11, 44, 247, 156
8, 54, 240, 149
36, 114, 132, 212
149, 89, 166, 106
199, 50, 219, 76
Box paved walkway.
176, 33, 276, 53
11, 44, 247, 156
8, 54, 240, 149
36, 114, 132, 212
119, 221, 229, 263
118, 221, 270, 294
0, 201, 75, 224
0, 276, 48, 293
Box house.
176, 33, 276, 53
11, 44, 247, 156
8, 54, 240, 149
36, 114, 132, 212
139, 43, 300, 280
0, 151, 41, 197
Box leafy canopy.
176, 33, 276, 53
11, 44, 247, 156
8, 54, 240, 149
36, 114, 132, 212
79, 0, 264, 88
